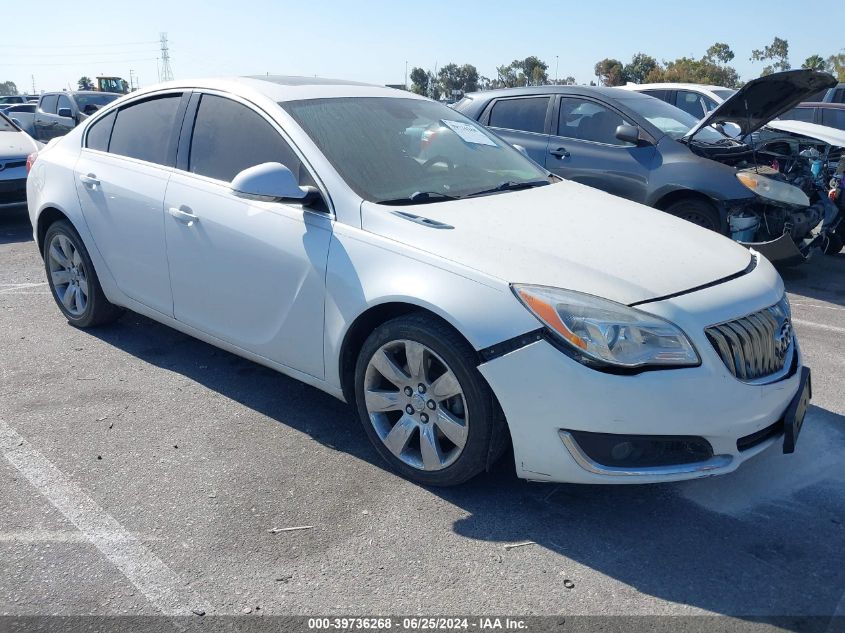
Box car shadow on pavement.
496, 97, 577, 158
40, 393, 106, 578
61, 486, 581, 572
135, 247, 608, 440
781, 253, 845, 307
0, 208, 33, 245
82, 311, 845, 626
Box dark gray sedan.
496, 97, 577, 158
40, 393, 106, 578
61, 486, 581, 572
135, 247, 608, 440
455, 71, 833, 240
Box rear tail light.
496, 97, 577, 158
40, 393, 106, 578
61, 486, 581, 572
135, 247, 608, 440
26, 152, 38, 173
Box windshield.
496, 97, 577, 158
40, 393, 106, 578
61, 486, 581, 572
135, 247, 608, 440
617, 96, 728, 143
712, 89, 737, 101
74, 93, 119, 112
0, 112, 17, 132
281, 97, 548, 203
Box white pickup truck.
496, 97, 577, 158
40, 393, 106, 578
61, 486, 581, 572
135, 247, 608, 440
1, 103, 36, 136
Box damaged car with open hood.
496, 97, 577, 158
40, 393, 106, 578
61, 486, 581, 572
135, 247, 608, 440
456, 69, 838, 264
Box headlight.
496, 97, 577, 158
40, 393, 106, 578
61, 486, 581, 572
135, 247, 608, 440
736, 172, 809, 208
512, 285, 700, 369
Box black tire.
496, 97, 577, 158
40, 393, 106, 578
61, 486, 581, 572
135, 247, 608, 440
664, 198, 721, 232
824, 232, 844, 255
43, 220, 123, 328
354, 313, 503, 486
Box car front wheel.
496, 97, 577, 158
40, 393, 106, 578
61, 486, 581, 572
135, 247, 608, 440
354, 313, 502, 486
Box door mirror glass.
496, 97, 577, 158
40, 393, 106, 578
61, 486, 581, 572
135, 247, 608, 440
231, 162, 309, 201
57, 107, 73, 119
615, 124, 640, 145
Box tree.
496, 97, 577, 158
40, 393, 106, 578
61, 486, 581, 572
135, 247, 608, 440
0, 81, 18, 95
78, 76, 95, 90
409, 67, 430, 96
828, 52, 845, 81
562, 76, 576, 86
653, 56, 741, 88
802, 54, 829, 72
751, 37, 790, 75
494, 57, 549, 87
623, 53, 658, 84
705, 43, 735, 65
594, 58, 625, 86
437, 63, 479, 98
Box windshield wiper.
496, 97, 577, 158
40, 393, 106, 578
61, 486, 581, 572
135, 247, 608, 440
465, 179, 550, 198
375, 191, 459, 206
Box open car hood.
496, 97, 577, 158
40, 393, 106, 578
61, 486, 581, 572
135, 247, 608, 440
684, 70, 836, 142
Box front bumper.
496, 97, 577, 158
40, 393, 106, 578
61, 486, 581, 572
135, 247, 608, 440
478, 255, 804, 484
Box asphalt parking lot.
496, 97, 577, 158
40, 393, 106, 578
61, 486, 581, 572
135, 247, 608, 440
1, 206, 843, 629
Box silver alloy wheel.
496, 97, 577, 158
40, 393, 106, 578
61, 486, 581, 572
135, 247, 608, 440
364, 339, 468, 471
47, 234, 89, 317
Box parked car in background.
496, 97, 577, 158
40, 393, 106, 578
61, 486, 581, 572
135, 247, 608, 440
620, 82, 736, 119
0, 95, 27, 105
807, 82, 845, 103
32, 91, 121, 143
1, 103, 37, 136
26, 76, 810, 486
0, 111, 40, 211
780, 102, 845, 132
456, 70, 836, 263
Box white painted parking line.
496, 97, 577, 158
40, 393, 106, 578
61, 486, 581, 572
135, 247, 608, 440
792, 318, 845, 335
0, 419, 206, 616
791, 301, 845, 312
0, 282, 48, 294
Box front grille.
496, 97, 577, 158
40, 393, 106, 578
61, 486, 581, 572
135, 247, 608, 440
705, 296, 793, 382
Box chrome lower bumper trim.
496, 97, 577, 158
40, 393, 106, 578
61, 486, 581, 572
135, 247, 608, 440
558, 430, 733, 477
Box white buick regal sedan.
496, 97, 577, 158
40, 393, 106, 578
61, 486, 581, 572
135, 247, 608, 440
26, 76, 811, 486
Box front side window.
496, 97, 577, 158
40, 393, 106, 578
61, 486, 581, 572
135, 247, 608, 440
557, 98, 634, 146
86, 110, 116, 151
488, 97, 550, 134
822, 108, 845, 130
188, 94, 307, 184
75, 93, 120, 115
109, 95, 181, 165
780, 107, 815, 123
675, 91, 706, 119
57, 94, 73, 115
617, 95, 727, 143
832, 89, 845, 104
40, 95, 58, 115
282, 97, 548, 203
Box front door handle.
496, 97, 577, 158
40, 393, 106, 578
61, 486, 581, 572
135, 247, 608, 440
79, 173, 100, 188
168, 205, 199, 226
549, 147, 570, 158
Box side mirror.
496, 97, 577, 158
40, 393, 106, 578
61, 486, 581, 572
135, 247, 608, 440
10, 118, 22, 128
512, 143, 530, 158
231, 162, 313, 202
615, 124, 641, 145
57, 107, 73, 119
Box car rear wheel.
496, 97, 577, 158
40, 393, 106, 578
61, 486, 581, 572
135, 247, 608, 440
354, 313, 501, 486
43, 220, 123, 328
664, 198, 721, 232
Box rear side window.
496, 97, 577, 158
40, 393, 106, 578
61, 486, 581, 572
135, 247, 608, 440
780, 107, 815, 123
488, 97, 549, 134
86, 110, 116, 151
188, 94, 308, 184
675, 91, 706, 119
822, 108, 845, 130
109, 95, 182, 165
641, 89, 670, 102
40, 95, 58, 114
831, 88, 845, 104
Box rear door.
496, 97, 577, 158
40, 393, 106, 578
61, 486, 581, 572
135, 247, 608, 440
482, 95, 552, 164
163, 92, 332, 377
74, 92, 187, 315
545, 95, 655, 203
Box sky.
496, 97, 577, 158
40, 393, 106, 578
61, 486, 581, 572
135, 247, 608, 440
1, 0, 840, 94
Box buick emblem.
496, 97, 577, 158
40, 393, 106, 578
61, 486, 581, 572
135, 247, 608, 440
774, 318, 793, 360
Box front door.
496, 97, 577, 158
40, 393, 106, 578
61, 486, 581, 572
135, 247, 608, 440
545, 96, 655, 203
164, 93, 331, 377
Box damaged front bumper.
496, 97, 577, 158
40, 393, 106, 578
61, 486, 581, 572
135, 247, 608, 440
739, 233, 806, 266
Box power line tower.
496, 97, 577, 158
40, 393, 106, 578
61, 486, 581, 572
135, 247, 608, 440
159, 33, 174, 82
31, 75, 36, 95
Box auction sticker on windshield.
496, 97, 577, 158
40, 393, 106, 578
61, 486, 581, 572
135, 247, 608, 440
441, 119, 497, 146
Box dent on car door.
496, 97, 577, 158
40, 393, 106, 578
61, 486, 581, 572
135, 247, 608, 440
545, 96, 655, 203
484, 96, 551, 164
163, 93, 331, 378
74, 94, 186, 315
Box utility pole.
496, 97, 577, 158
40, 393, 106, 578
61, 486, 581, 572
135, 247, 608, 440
404, 61, 408, 90
555, 55, 559, 85
31, 75, 36, 95
159, 33, 174, 82
129, 69, 135, 91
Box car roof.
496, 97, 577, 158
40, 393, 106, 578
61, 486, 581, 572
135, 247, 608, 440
623, 83, 731, 91
464, 85, 655, 101
125, 76, 426, 103
40, 91, 122, 97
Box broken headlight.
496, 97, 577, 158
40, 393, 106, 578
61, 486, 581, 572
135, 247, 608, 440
736, 172, 810, 208
512, 285, 700, 370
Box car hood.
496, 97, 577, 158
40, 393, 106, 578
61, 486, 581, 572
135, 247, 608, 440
765, 119, 845, 148
0, 130, 38, 158
361, 181, 753, 306
684, 70, 836, 142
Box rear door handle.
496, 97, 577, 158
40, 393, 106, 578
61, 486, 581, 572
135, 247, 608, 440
549, 147, 570, 158
168, 205, 199, 226
79, 173, 100, 188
